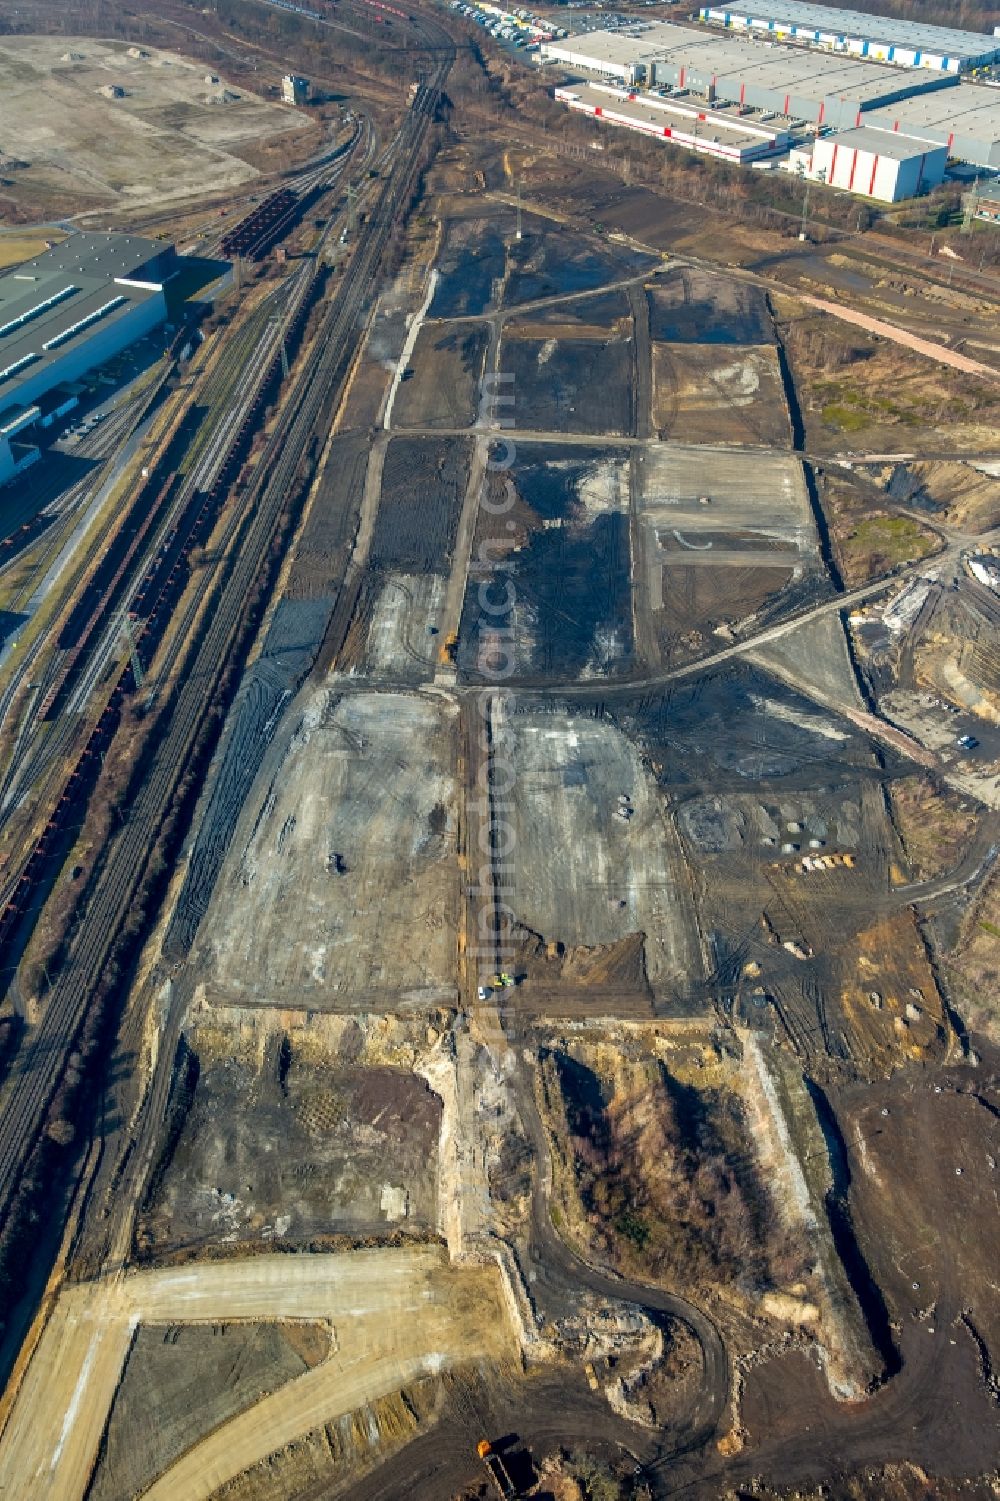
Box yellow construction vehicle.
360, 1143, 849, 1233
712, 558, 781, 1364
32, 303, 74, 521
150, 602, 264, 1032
439, 629, 458, 665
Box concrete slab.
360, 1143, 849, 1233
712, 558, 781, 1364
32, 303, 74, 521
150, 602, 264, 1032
502, 706, 697, 990
202, 689, 460, 1006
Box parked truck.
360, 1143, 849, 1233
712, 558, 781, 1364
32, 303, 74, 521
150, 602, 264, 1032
477, 1439, 517, 1498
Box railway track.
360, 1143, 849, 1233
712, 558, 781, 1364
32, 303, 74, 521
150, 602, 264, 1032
0, 42, 452, 1224
0, 115, 370, 771
0, 298, 287, 818
0, 190, 344, 826
0, 104, 383, 1007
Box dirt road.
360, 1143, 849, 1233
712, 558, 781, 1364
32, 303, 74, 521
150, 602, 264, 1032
801, 296, 1000, 383
0, 1248, 512, 1501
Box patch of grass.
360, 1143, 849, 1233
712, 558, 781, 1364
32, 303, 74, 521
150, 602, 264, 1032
979, 920, 1000, 939
844, 516, 934, 570
0, 235, 61, 270
822, 402, 869, 432
615, 1211, 650, 1250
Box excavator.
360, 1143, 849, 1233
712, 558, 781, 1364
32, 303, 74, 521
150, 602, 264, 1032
438, 629, 458, 665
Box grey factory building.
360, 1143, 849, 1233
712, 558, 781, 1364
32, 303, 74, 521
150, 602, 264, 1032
0, 233, 175, 485
540, 22, 958, 129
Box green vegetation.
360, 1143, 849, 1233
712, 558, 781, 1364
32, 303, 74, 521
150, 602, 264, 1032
843, 516, 934, 573
539, 1048, 804, 1292
821, 402, 869, 432
615, 1211, 650, 1250
818, 377, 919, 431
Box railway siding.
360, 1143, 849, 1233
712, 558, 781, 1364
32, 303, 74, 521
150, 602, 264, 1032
0, 65, 451, 1246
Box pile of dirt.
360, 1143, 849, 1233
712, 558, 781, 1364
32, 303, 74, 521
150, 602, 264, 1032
510, 928, 650, 993
720, 1463, 1000, 1499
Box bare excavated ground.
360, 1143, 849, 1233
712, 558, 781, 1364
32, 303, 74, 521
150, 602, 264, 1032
199, 689, 460, 1009
501, 223, 656, 310
652, 342, 790, 448
834, 1064, 1000, 1364
369, 438, 472, 574
505, 288, 633, 335
139, 1051, 442, 1256
636, 445, 828, 666
0, 36, 308, 214
648, 269, 773, 346
458, 444, 633, 684
390, 323, 490, 431
335, 435, 472, 682
498, 704, 699, 999
89, 1323, 328, 1501
604, 661, 958, 1072
427, 207, 655, 320
498, 331, 635, 437
733, 1062, 1000, 1490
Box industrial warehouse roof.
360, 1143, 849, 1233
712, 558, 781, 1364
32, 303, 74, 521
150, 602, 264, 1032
866, 81, 1000, 141
0, 234, 167, 398
819, 124, 945, 160
542, 22, 690, 67
560, 80, 786, 153
704, 2, 1000, 62
545, 23, 958, 104
549, 29, 667, 68
7, 232, 171, 285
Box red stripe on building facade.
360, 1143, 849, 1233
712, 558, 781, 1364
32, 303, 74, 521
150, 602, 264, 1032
847, 146, 858, 190
868, 155, 879, 195
829, 142, 840, 183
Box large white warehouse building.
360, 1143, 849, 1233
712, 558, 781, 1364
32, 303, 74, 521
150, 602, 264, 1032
809, 125, 948, 200
540, 22, 956, 127
697, 2, 1000, 74
555, 81, 791, 162
865, 83, 1000, 169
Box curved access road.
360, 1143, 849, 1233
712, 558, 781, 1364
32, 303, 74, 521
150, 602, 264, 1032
504, 1046, 729, 1464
